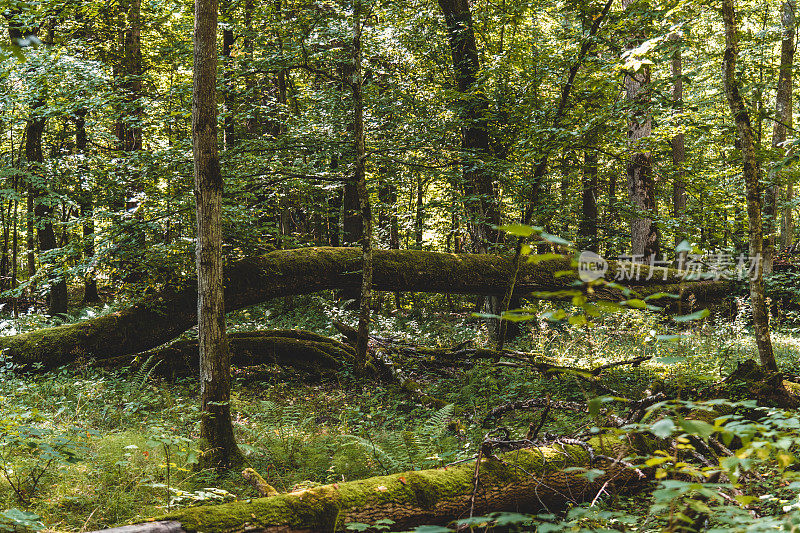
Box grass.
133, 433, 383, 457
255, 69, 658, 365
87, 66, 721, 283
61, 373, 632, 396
0, 293, 798, 531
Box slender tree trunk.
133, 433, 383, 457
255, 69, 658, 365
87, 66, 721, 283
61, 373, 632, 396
352, 0, 372, 378
222, 8, 235, 150
721, 0, 778, 373
579, 149, 599, 252
193, 0, 241, 468
670, 32, 687, 263
117, 0, 143, 198
76, 108, 99, 303
342, 180, 362, 245
243, 0, 256, 137
26, 185, 35, 278
377, 171, 399, 249
623, 0, 659, 263
765, 0, 796, 271
27, 99, 68, 316
414, 175, 424, 249
782, 183, 793, 250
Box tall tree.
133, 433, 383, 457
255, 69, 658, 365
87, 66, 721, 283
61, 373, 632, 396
352, 0, 372, 378
766, 0, 796, 266
721, 0, 778, 373
623, 0, 659, 262
437, 0, 500, 253
670, 31, 687, 262
193, 0, 241, 467
76, 108, 100, 303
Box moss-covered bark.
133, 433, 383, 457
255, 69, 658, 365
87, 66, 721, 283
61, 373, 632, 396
98, 330, 357, 378
91, 435, 648, 533
0, 247, 733, 368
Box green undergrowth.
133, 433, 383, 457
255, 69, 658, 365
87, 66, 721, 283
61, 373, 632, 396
0, 294, 798, 531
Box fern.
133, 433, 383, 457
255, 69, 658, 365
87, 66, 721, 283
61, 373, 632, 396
338, 435, 402, 474
340, 404, 455, 474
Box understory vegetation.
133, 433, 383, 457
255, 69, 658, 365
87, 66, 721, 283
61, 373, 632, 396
1, 292, 800, 532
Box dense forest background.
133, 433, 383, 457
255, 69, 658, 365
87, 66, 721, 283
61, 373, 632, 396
2, 0, 791, 299
3, 0, 800, 531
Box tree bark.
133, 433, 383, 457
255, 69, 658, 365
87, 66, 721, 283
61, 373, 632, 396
352, 0, 372, 378
89, 435, 644, 533
437, 0, 499, 253
27, 99, 68, 316
0, 247, 735, 369
222, 9, 235, 150
579, 148, 599, 253
670, 32, 687, 262
623, 0, 659, 263
193, 0, 241, 468
76, 108, 100, 303
765, 0, 796, 270
721, 0, 778, 373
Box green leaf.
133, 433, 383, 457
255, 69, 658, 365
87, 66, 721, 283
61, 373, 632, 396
496, 224, 538, 237
673, 309, 710, 322
678, 418, 715, 438
650, 419, 676, 438
539, 232, 572, 246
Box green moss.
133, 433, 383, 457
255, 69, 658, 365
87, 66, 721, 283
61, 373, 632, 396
162, 435, 634, 532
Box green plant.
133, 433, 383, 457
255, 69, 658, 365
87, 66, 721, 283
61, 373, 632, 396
0, 509, 44, 532
0, 406, 90, 504
336, 404, 458, 476
144, 428, 198, 511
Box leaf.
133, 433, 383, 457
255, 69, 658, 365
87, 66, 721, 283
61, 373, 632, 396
678, 418, 715, 438
496, 224, 537, 237
650, 419, 676, 438
673, 309, 710, 322
539, 232, 572, 246
622, 299, 647, 309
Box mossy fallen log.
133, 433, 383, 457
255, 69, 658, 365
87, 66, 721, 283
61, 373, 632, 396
90, 434, 648, 533
0, 247, 733, 368
97, 330, 357, 379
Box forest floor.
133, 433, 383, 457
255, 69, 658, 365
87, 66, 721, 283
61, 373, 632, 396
1, 293, 799, 532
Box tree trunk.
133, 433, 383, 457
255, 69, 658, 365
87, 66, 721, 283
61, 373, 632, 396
0, 247, 736, 369
117, 0, 143, 191
721, 0, 779, 373
26, 184, 35, 278
88, 435, 645, 533
765, 0, 795, 271
414, 175, 424, 249
579, 148, 599, 252
670, 32, 687, 263
27, 100, 68, 316
437, 0, 499, 253
76, 108, 100, 303
623, 0, 659, 263
352, 0, 372, 379
342, 181, 362, 246
193, 0, 241, 468
222, 10, 235, 150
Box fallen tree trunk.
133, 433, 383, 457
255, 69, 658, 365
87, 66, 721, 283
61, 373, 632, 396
0, 247, 733, 368
98, 330, 358, 379
90, 434, 647, 533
